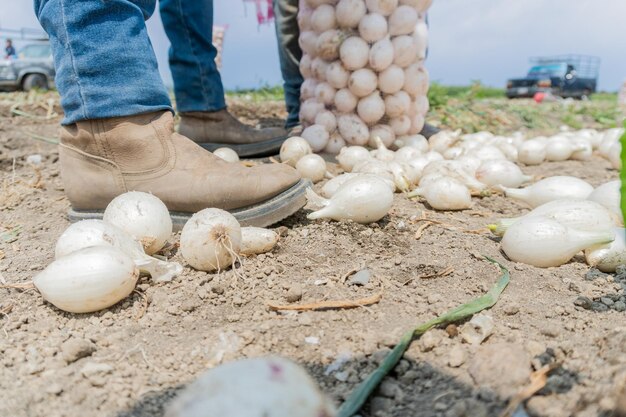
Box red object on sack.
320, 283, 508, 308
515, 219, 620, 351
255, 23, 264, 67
534, 92, 545, 103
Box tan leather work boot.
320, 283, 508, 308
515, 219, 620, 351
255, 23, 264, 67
59, 111, 310, 228
179, 109, 288, 158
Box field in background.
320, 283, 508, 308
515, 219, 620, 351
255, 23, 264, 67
225, 83, 622, 136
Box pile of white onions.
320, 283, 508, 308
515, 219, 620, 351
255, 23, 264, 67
32, 192, 280, 314
297, 0, 432, 153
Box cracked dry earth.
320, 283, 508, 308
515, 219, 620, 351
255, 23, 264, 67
1, 97, 625, 417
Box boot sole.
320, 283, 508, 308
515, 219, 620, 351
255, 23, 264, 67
198, 135, 288, 158
67, 179, 311, 230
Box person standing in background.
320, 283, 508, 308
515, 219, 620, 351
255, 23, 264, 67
4, 39, 17, 59
272, 0, 303, 134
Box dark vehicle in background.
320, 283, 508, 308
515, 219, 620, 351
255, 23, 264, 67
506, 55, 600, 99
0, 42, 55, 91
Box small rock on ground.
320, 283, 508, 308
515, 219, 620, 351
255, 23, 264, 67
61, 338, 96, 363
468, 342, 531, 398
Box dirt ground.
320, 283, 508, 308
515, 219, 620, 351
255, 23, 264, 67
1, 93, 625, 417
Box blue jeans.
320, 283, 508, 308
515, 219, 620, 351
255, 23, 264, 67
34, 0, 226, 125
273, 0, 302, 129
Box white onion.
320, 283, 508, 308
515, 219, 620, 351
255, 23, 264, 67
357, 92, 386, 124
321, 173, 394, 197
337, 114, 370, 145
400, 0, 432, 12
34, 246, 139, 313
358, 13, 388, 43
408, 113, 425, 135
369, 38, 394, 71
299, 54, 313, 78
213, 147, 240, 163
384, 91, 411, 118
348, 68, 378, 97
306, 176, 393, 223
403, 64, 429, 97
299, 31, 318, 56
410, 177, 472, 210
378, 65, 405, 94
55, 220, 182, 283
588, 180, 621, 221
609, 142, 622, 170
340, 37, 369, 70
337, 145, 371, 171
311, 4, 336, 33
334, 88, 358, 112
365, 0, 398, 15
392, 35, 417, 68
315, 110, 337, 132
501, 176, 594, 208
301, 124, 331, 152
570, 137, 593, 160
388, 5, 418, 35
422, 160, 486, 191
300, 99, 325, 123
412, 19, 429, 61
316, 29, 343, 61
315, 82, 336, 105
335, 0, 367, 28
325, 61, 350, 89
501, 215, 614, 268
310, 57, 329, 80
164, 356, 336, 417
240, 227, 279, 256
491, 199, 619, 237
280, 136, 313, 167
429, 130, 461, 152
324, 132, 347, 154
475, 159, 531, 188
296, 154, 327, 183
389, 115, 411, 136
585, 228, 626, 273
103, 191, 172, 255
467, 145, 506, 161
414, 95, 429, 116
370, 136, 396, 161
394, 146, 422, 162
300, 79, 318, 100
369, 124, 396, 148
517, 139, 546, 165
545, 137, 574, 161
395, 134, 428, 152
180, 208, 242, 272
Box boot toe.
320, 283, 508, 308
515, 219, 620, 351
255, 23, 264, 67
254, 163, 301, 196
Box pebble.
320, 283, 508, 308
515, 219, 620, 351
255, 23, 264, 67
419, 330, 441, 352
445, 399, 488, 417
61, 338, 96, 363
304, 336, 319, 345
574, 296, 592, 309
349, 269, 371, 286
591, 302, 609, 312
427, 293, 442, 305
448, 345, 466, 367
370, 396, 393, 416
600, 297, 614, 307
378, 380, 400, 399
468, 343, 531, 398
26, 154, 43, 165
45, 383, 64, 395
285, 284, 303, 303
80, 362, 113, 387
614, 301, 626, 312
504, 303, 520, 316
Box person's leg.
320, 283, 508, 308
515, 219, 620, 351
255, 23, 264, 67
273, 0, 303, 130
34, 0, 172, 124
33, 0, 306, 226
159, 0, 288, 157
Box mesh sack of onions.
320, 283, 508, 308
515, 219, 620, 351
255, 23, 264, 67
297, 0, 432, 154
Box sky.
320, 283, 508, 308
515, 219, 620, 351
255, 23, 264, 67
1, 0, 625, 92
